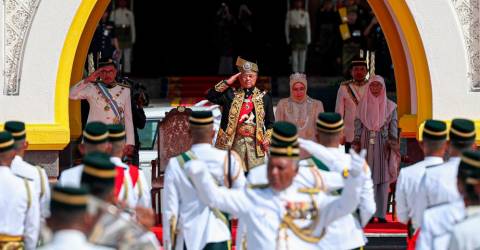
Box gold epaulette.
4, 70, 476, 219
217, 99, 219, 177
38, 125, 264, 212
298, 188, 321, 194
248, 183, 269, 189
117, 82, 131, 88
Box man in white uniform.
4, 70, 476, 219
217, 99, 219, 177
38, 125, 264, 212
0, 131, 40, 250
395, 120, 448, 237
162, 111, 246, 250
184, 121, 369, 249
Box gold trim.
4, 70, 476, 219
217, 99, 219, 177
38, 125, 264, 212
272, 131, 298, 143
423, 128, 448, 137
316, 119, 344, 128
317, 126, 344, 133
109, 131, 126, 138
214, 81, 229, 92
83, 165, 116, 178
236, 57, 259, 72
169, 215, 177, 249
282, 215, 325, 243
461, 156, 480, 168
82, 131, 109, 141
298, 188, 321, 194
11, 131, 26, 137
0, 139, 14, 149
0, 234, 22, 242
52, 191, 88, 205
189, 116, 214, 124
252, 88, 266, 157
450, 127, 476, 138
270, 146, 300, 156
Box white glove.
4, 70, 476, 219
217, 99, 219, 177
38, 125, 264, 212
348, 149, 367, 178
298, 138, 336, 163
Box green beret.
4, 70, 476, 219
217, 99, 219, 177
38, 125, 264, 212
270, 121, 299, 158
316, 112, 344, 133
4, 121, 26, 141
108, 124, 126, 142
83, 122, 109, 144
0, 131, 15, 153
81, 152, 116, 186
51, 185, 88, 211
189, 111, 214, 126
458, 150, 480, 184
450, 118, 476, 142
422, 120, 447, 141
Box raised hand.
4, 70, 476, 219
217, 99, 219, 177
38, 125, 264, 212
226, 72, 241, 85
298, 138, 336, 163
348, 149, 367, 178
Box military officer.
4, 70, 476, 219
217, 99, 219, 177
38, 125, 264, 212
395, 120, 448, 235
0, 131, 40, 250
206, 56, 275, 171
69, 58, 135, 153
6, 121, 51, 220
184, 121, 368, 249
298, 112, 375, 249
419, 118, 476, 208
38, 186, 113, 250
162, 111, 246, 250
335, 57, 369, 152
58, 122, 136, 208
447, 150, 480, 250
108, 124, 150, 208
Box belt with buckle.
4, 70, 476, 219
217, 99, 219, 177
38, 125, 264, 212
237, 124, 256, 138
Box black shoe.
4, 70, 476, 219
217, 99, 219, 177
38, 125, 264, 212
378, 218, 387, 223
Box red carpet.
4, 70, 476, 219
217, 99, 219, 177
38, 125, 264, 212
364, 214, 407, 234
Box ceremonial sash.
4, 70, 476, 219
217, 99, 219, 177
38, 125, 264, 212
128, 164, 140, 187
96, 83, 124, 123
309, 157, 330, 172
238, 95, 254, 123
114, 167, 128, 201
346, 84, 360, 105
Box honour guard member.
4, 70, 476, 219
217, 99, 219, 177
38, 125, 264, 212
396, 120, 448, 235
0, 131, 40, 250
6, 121, 51, 220
447, 151, 480, 250
419, 118, 476, 208
38, 186, 112, 250
298, 112, 375, 249
69, 58, 135, 152
162, 111, 246, 250
335, 57, 369, 152
108, 124, 150, 208
184, 121, 368, 250
58, 122, 136, 208
206, 56, 275, 171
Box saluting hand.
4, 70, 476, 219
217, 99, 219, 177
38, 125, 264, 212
86, 69, 103, 83
226, 72, 241, 85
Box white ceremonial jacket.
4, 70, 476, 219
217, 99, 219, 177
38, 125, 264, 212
447, 205, 480, 250
111, 157, 150, 208
395, 156, 444, 229
185, 159, 366, 250
57, 162, 137, 208
12, 155, 51, 219
38, 230, 114, 250
416, 200, 465, 250
0, 166, 40, 250
162, 143, 246, 250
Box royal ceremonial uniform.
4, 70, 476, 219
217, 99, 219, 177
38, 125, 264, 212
335, 58, 369, 147
447, 151, 480, 250
0, 131, 40, 250
206, 57, 275, 170
185, 121, 368, 250
69, 64, 134, 146
162, 111, 246, 250
38, 186, 113, 250
6, 121, 51, 220
416, 200, 465, 250
58, 122, 136, 208
418, 119, 476, 210
108, 124, 150, 208
396, 120, 447, 231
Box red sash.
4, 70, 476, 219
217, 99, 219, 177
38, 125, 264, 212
238, 95, 254, 124
128, 164, 140, 187
114, 166, 125, 198
407, 228, 420, 250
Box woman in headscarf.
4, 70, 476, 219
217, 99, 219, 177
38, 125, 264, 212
353, 75, 400, 223
275, 73, 324, 158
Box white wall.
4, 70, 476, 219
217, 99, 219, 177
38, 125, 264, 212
0, 0, 81, 123
406, 0, 480, 120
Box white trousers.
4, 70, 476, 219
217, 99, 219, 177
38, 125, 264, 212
292, 49, 307, 73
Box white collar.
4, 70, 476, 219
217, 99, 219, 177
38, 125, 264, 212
110, 157, 128, 169
51, 230, 88, 244
466, 205, 480, 217
423, 156, 444, 164
14, 155, 23, 161
191, 143, 212, 150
